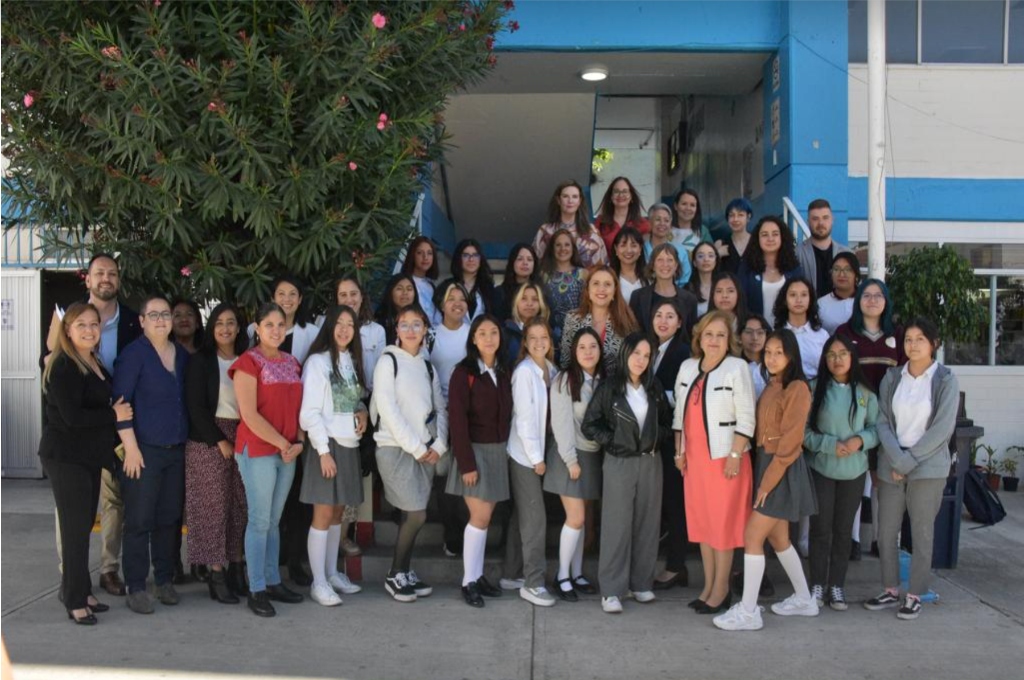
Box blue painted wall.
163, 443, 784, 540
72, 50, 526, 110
847, 178, 1024, 222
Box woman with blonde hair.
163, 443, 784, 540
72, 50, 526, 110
504, 282, 551, 365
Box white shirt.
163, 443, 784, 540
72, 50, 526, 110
626, 383, 649, 431
818, 293, 855, 335
619, 276, 644, 305
215, 356, 240, 419
477, 359, 498, 387
892, 362, 938, 448
761, 277, 786, 329
429, 323, 470, 400
749, 361, 767, 399
413, 276, 439, 326
300, 351, 365, 452
786, 321, 830, 380
653, 339, 672, 385
360, 321, 387, 392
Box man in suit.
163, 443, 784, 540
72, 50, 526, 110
45, 253, 141, 596
795, 199, 852, 298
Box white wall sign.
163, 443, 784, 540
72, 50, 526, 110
1, 299, 12, 331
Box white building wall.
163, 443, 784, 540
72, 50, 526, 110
848, 65, 1024, 178
593, 96, 661, 214
952, 367, 1024, 464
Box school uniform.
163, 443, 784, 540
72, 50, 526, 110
446, 362, 513, 502
753, 379, 816, 522
545, 372, 602, 500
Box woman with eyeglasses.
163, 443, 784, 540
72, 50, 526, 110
400, 236, 441, 326
438, 239, 495, 323
740, 314, 772, 399
629, 244, 698, 340
533, 180, 608, 268
371, 305, 448, 603
818, 253, 861, 334
716, 198, 754, 274
804, 334, 878, 612
595, 177, 650, 254
737, 216, 804, 330
112, 295, 190, 615
643, 203, 692, 287
685, 242, 721, 317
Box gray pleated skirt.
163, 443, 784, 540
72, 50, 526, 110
376, 445, 436, 511
753, 447, 818, 521
299, 439, 364, 507
543, 437, 603, 500
445, 441, 510, 503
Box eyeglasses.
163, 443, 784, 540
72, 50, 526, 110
741, 328, 766, 337
398, 322, 425, 332
826, 351, 851, 361
611, 189, 631, 197
861, 293, 885, 301
145, 311, 173, 321
831, 267, 854, 275
461, 252, 481, 260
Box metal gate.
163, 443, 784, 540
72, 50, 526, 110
1, 268, 43, 478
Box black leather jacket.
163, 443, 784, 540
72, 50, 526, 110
581, 378, 672, 458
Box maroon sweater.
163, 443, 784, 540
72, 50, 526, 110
447, 363, 513, 474
835, 322, 906, 392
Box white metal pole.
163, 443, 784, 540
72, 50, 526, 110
867, 0, 887, 280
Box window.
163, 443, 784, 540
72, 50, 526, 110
946, 276, 1024, 366
921, 0, 1005, 63
849, 0, 919, 63
1010, 0, 1024, 63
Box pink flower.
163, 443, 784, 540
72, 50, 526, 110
207, 101, 218, 111
180, 266, 192, 277
459, 23, 466, 31
153, 0, 162, 6
509, 20, 520, 33
376, 121, 386, 131
348, 161, 358, 171
23, 93, 34, 108
378, 113, 388, 123
101, 45, 122, 60
372, 12, 387, 29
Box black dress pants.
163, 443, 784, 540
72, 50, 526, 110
45, 458, 102, 610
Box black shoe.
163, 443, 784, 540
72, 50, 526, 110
759, 575, 775, 597
266, 583, 304, 604
555, 578, 578, 602
870, 541, 880, 557
247, 591, 276, 617
571, 576, 597, 595
67, 610, 98, 625
288, 561, 313, 587
227, 562, 249, 597
652, 570, 685, 591
687, 598, 706, 610
208, 570, 240, 604
86, 599, 110, 613
696, 593, 732, 614
476, 576, 503, 598
192, 564, 211, 583
462, 582, 485, 608
172, 561, 191, 585
850, 540, 862, 562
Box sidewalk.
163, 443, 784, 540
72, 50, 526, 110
2, 478, 1022, 680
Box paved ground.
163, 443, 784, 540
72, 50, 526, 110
2, 478, 1023, 680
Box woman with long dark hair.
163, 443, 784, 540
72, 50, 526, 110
708, 271, 749, 323
541, 229, 587, 354
376, 273, 422, 346
582, 332, 672, 614
685, 242, 721, 317
41, 302, 133, 624
400, 236, 441, 325
818, 252, 860, 334
560, 266, 639, 374
804, 334, 878, 612
737, 216, 803, 329
184, 303, 250, 604
595, 177, 650, 254
533, 180, 607, 268
609, 227, 647, 305
773, 277, 829, 380
248, 276, 319, 364
437, 239, 495, 323
171, 298, 204, 354
493, 243, 543, 322
674, 189, 712, 255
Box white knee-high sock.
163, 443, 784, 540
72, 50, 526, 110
307, 527, 329, 588
558, 525, 582, 584
325, 524, 342, 578
462, 525, 488, 586
571, 525, 585, 579
742, 554, 765, 613
776, 545, 811, 600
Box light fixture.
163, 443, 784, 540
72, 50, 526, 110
580, 67, 608, 82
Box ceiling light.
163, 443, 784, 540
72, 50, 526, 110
580, 67, 608, 82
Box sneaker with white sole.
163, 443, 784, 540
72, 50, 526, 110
770, 593, 819, 617
384, 572, 417, 603
601, 596, 623, 613
406, 570, 432, 598
713, 603, 764, 631
500, 577, 525, 591
328, 572, 362, 595
310, 583, 343, 607
897, 595, 922, 620
630, 590, 656, 603
519, 586, 556, 607
810, 584, 825, 608
828, 586, 848, 611
863, 590, 900, 611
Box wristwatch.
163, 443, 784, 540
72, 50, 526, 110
728, 451, 742, 459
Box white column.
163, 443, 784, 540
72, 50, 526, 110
867, 0, 887, 280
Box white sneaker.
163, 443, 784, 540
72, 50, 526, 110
629, 590, 656, 603
713, 603, 764, 631
810, 584, 825, 608
601, 596, 623, 613
520, 586, 556, 607
771, 593, 820, 617
500, 577, 525, 591
310, 583, 343, 607
328, 572, 362, 595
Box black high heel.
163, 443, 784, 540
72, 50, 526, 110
208, 569, 240, 604
687, 597, 706, 610
697, 593, 733, 614
86, 599, 110, 613
67, 610, 98, 626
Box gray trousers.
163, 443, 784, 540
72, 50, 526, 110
55, 467, 123, 575
505, 460, 547, 588
599, 454, 662, 599
877, 477, 945, 595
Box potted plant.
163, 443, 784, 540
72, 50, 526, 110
976, 444, 1001, 491
1002, 446, 1021, 492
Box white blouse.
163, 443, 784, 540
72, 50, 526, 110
892, 362, 938, 448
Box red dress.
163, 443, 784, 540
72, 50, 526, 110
683, 376, 752, 550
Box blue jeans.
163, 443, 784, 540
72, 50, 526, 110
118, 443, 185, 593
236, 449, 296, 593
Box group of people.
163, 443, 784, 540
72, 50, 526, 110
41, 185, 958, 632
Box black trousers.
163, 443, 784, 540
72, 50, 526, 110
280, 455, 311, 567
45, 458, 102, 610
809, 469, 866, 589
660, 449, 689, 572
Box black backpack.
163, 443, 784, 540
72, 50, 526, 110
963, 468, 1007, 526
371, 352, 435, 429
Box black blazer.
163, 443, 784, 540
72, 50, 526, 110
654, 333, 691, 393
736, 262, 804, 318
629, 285, 699, 341
185, 351, 234, 446
38, 354, 117, 469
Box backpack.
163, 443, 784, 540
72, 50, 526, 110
371, 352, 435, 429
963, 468, 1007, 526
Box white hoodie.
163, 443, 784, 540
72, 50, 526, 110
370, 346, 448, 459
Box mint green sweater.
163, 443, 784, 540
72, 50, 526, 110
803, 379, 879, 480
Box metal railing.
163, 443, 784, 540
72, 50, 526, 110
781, 196, 812, 243
2, 225, 90, 270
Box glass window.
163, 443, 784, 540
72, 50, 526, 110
849, 0, 919, 63
1010, 0, 1024, 63
946, 275, 1024, 366
921, 0, 1004, 63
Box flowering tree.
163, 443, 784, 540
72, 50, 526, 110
2, 0, 513, 309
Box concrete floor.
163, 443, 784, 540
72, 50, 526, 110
2, 478, 1022, 680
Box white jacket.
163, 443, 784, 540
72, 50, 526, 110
673, 355, 756, 460
370, 347, 448, 459
299, 351, 366, 453
508, 358, 557, 468
359, 321, 386, 391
